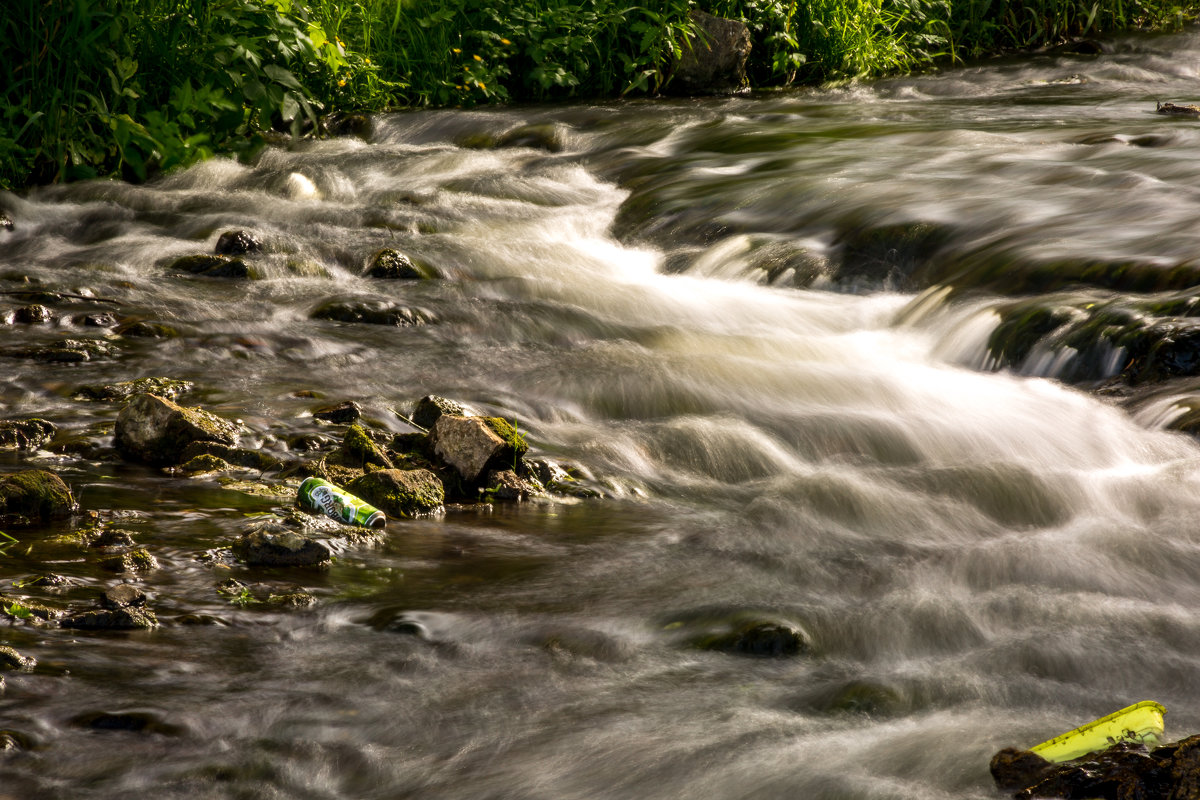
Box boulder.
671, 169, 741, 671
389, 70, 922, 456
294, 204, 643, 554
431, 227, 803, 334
346, 468, 444, 518
431, 415, 527, 484
234, 526, 331, 567
669, 10, 751, 95
0, 418, 56, 450
364, 248, 436, 279
114, 393, 238, 467
0, 469, 76, 525
215, 229, 263, 256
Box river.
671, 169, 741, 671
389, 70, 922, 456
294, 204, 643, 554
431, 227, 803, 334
4, 27, 1200, 800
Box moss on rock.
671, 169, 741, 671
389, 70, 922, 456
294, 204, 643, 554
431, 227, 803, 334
0, 469, 76, 525
347, 468, 445, 518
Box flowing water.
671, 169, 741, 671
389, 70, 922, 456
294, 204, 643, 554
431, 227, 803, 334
6, 27, 1200, 800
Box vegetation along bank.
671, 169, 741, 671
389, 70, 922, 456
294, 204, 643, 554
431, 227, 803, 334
2, 0, 1196, 190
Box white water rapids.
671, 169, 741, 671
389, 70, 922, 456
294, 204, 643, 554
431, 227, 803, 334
5, 27, 1200, 800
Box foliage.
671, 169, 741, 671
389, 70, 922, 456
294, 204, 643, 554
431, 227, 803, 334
0, 0, 399, 188
1, 0, 1196, 189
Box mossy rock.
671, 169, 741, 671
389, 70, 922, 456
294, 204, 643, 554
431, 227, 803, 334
61, 606, 158, 630
179, 441, 281, 471
346, 468, 445, 518
364, 248, 439, 280
0, 469, 76, 525
2, 338, 116, 362
100, 548, 159, 573
114, 319, 180, 338
483, 417, 529, 460
114, 393, 239, 467
8, 304, 54, 324
178, 454, 234, 475
832, 220, 952, 292
285, 259, 330, 278
0, 645, 35, 671
75, 377, 194, 402
0, 418, 56, 451
339, 424, 393, 470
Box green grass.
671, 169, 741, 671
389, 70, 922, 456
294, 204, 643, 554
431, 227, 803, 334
1, 0, 1195, 190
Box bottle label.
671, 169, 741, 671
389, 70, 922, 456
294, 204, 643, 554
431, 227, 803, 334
299, 477, 386, 528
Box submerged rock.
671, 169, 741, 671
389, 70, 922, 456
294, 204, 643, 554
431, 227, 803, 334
101, 584, 147, 609
364, 248, 437, 279
9, 304, 54, 324
496, 123, 568, 153
100, 548, 158, 574
0, 645, 35, 671
215, 229, 263, 256
310, 299, 436, 326
346, 468, 444, 518
2, 337, 116, 362
0, 418, 56, 450
0, 469, 76, 525
664, 608, 811, 658
234, 524, 332, 567
114, 393, 239, 467
61, 606, 158, 630
169, 253, 256, 279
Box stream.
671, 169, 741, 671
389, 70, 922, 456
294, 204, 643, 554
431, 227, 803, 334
5, 26, 1200, 800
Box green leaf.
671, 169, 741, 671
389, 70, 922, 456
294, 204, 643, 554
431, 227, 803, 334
263, 63, 303, 90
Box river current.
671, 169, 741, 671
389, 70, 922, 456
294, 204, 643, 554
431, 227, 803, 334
5, 27, 1200, 800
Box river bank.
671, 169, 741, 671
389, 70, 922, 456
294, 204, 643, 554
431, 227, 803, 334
3, 0, 1196, 191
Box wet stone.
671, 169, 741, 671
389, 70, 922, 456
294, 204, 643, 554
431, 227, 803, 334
100, 549, 158, 573
234, 526, 332, 567
0, 212, 12, 231
102, 584, 147, 609
76, 377, 194, 402
75, 311, 118, 327
310, 299, 436, 326
178, 441, 280, 471
215, 229, 263, 256
484, 469, 539, 501
313, 400, 362, 424
0, 469, 76, 525
61, 606, 158, 630
0, 645, 35, 671
114, 319, 179, 338
177, 454, 233, 475
169, 253, 254, 279
0, 418, 56, 451
411, 395, 467, 430
114, 393, 239, 467
346, 468, 445, 518
88, 529, 136, 549
11, 304, 54, 324
365, 248, 434, 279
2, 338, 116, 362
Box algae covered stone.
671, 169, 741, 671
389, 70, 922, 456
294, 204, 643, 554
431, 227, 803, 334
0, 469, 76, 525
347, 469, 444, 518
0, 418, 56, 450
115, 393, 239, 467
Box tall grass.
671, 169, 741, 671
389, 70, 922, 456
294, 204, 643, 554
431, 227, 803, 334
2, 0, 1195, 190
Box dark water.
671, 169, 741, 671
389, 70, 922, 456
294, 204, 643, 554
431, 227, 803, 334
6, 28, 1200, 800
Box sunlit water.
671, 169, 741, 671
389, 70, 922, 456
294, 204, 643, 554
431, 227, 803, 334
6, 28, 1200, 800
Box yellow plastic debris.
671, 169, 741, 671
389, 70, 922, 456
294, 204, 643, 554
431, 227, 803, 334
1031, 701, 1167, 763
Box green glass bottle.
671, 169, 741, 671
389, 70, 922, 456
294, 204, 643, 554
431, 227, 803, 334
298, 477, 386, 529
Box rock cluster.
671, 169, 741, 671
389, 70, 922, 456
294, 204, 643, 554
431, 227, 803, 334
991, 738, 1200, 799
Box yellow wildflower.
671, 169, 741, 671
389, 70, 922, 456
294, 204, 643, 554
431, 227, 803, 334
338, 79, 346, 87
365, 58, 371, 64
473, 54, 482, 62
479, 82, 486, 90
452, 47, 462, 54
500, 38, 511, 45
